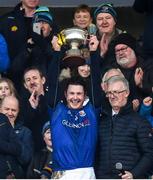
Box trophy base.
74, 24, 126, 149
61, 55, 85, 68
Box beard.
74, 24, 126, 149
117, 57, 130, 66
116, 50, 136, 68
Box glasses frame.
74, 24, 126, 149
106, 89, 127, 97
115, 46, 128, 55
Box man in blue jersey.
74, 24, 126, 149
50, 77, 97, 179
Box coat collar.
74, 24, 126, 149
102, 98, 134, 117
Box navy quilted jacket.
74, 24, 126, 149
95, 103, 153, 179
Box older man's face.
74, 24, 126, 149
106, 81, 129, 112
115, 44, 137, 68
0, 96, 19, 126
96, 13, 116, 34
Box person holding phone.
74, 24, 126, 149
10, 6, 58, 92
27, 6, 58, 77
32, 6, 54, 37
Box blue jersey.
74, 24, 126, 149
50, 102, 97, 171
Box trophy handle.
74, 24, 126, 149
83, 31, 88, 45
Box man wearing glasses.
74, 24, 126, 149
114, 33, 153, 101
95, 76, 153, 179
114, 33, 139, 69
112, 33, 146, 110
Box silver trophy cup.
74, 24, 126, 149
61, 27, 87, 67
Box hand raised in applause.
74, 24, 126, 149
134, 67, 143, 87
100, 33, 110, 57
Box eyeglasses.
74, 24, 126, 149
115, 46, 128, 55
106, 89, 127, 97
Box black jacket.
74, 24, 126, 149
27, 148, 52, 179
10, 32, 54, 91
0, 2, 33, 91
95, 103, 153, 179
0, 113, 23, 178
0, 2, 33, 60
14, 122, 34, 173
19, 89, 50, 152
12, 32, 54, 75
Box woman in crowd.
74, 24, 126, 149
0, 78, 17, 100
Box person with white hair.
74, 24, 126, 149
95, 76, 153, 179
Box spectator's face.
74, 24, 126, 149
115, 44, 136, 68
24, 69, 45, 95
96, 13, 116, 34
65, 85, 85, 109
0, 82, 11, 99
78, 64, 90, 78
22, 0, 40, 9
106, 81, 129, 111
73, 11, 92, 29
39, 21, 52, 37
44, 129, 52, 148
0, 96, 19, 126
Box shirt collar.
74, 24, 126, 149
112, 109, 118, 116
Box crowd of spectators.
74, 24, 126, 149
0, 0, 153, 179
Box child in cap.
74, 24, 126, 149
27, 121, 53, 179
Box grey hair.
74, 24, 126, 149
107, 76, 129, 91
101, 68, 124, 84
59, 68, 71, 82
